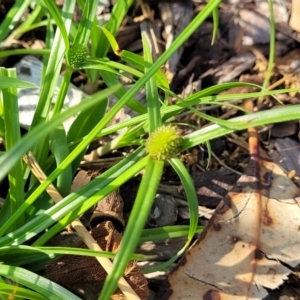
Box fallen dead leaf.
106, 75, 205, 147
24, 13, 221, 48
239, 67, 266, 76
290, 0, 300, 33
46, 190, 149, 300
155, 143, 300, 299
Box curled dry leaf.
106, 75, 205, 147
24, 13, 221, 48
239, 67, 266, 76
155, 146, 300, 299
46, 190, 149, 300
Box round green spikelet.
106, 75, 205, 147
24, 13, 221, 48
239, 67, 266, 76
146, 125, 183, 161
68, 45, 88, 69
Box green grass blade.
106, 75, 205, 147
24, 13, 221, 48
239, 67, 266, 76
0, 118, 5, 137
67, 96, 108, 174
51, 68, 73, 117
86, 19, 101, 82
33, 155, 148, 246
0, 283, 48, 300
83, 58, 143, 79
0, 265, 81, 300
142, 32, 161, 131
41, 18, 55, 82
30, 0, 75, 128
30, 0, 75, 166
99, 158, 164, 300
0, 49, 51, 59
0, 145, 142, 244
187, 106, 247, 129
98, 25, 120, 54
0, 84, 120, 189
35, 0, 69, 51
50, 126, 72, 197
260, 0, 276, 102
182, 104, 300, 150
96, 0, 135, 57
0, 76, 36, 89
169, 158, 198, 242
73, 0, 98, 46
7, 5, 44, 41
143, 158, 201, 274
98, 70, 146, 114
95, 87, 300, 138
0, 68, 24, 229
0, 0, 31, 41
211, 7, 219, 45
0, 245, 149, 262
121, 50, 169, 88
140, 225, 203, 243
13, 19, 54, 35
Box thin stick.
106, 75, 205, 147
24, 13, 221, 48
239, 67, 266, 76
23, 152, 141, 300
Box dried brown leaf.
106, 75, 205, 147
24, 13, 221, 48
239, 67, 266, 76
46, 191, 149, 300
290, 0, 300, 33
156, 147, 300, 299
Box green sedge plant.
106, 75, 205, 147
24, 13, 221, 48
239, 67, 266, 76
0, 0, 299, 299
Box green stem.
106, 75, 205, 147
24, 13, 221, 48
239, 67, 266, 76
51, 67, 73, 117
0, 68, 24, 229
99, 158, 164, 300
259, 0, 275, 103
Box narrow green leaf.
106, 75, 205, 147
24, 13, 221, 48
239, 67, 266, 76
0, 282, 47, 300
211, 7, 219, 45
83, 57, 143, 78
169, 158, 198, 242
0, 145, 143, 245
50, 126, 72, 197
0, 49, 51, 59
0, 265, 81, 300
0, 68, 24, 229
96, 87, 300, 138
121, 50, 169, 89
0, 245, 148, 261
98, 70, 146, 114
35, 0, 69, 51
140, 226, 203, 243
0, 76, 36, 89
30, 0, 75, 166
99, 158, 164, 300
142, 31, 161, 131
7, 5, 44, 40
142, 158, 200, 274
96, 0, 135, 57
259, 0, 276, 103
51, 68, 73, 117
182, 104, 300, 150
0, 85, 120, 186
0, 0, 31, 41
67, 96, 108, 174
98, 25, 121, 55
33, 153, 148, 246
73, 0, 98, 47
0, 117, 5, 137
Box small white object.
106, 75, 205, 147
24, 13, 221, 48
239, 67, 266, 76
15, 55, 86, 131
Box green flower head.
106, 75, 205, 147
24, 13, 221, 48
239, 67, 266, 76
146, 125, 183, 161
68, 45, 88, 69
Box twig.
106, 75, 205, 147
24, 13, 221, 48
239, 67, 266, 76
210, 151, 243, 176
